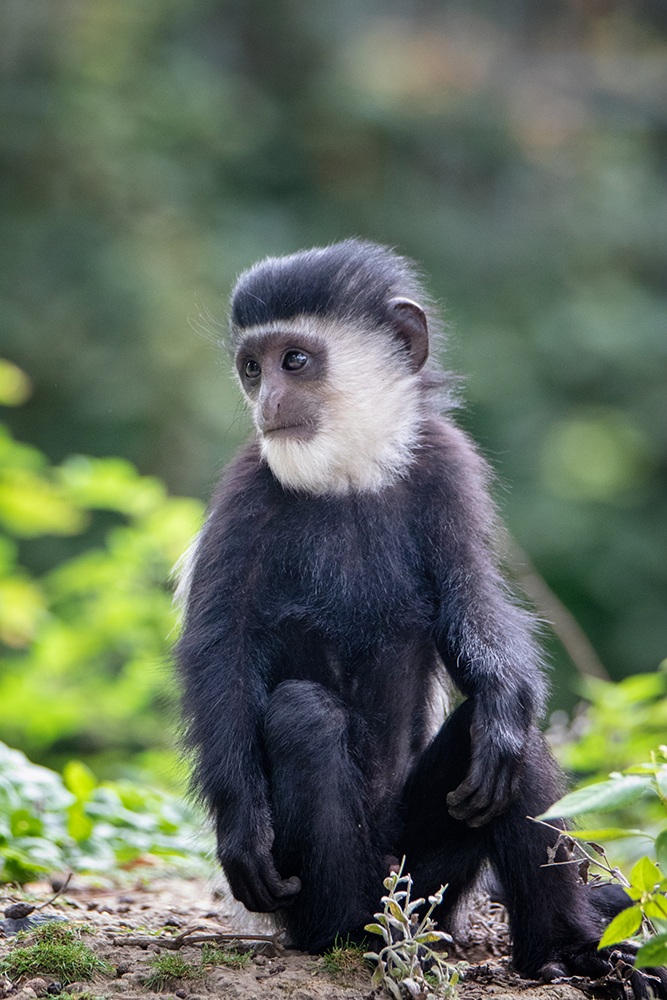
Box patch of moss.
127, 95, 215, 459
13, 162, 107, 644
143, 953, 205, 991
321, 937, 370, 984
0, 921, 109, 985
200, 942, 251, 969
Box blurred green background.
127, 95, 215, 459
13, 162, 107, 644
0, 0, 666, 780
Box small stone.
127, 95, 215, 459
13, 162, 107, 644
115, 962, 131, 978
4, 902, 35, 920
251, 941, 279, 958
175, 990, 187, 998
121, 972, 145, 987
65, 985, 85, 995
24, 979, 48, 997
46, 983, 62, 995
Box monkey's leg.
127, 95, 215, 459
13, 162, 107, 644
399, 703, 667, 996
489, 740, 667, 996
264, 679, 385, 953
397, 700, 490, 925
399, 702, 598, 967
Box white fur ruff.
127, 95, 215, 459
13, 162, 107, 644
237, 316, 426, 495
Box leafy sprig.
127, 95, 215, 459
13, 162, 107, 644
537, 746, 667, 968
364, 860, 464, 999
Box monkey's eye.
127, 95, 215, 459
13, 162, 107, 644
244, 359, 261, 380
282, 350, 308, 371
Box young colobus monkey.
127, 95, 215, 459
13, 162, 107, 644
178, 240, 666, 994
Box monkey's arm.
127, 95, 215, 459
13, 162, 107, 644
425, 424, 547, 826
433, 577, 545, 826
179, 611, 301, 911
177, 491, 301, 912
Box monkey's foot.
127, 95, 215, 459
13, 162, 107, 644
540, 943, 667, 1000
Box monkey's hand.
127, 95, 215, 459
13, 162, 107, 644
219, 825, 301, 913
446, 713, 527, 827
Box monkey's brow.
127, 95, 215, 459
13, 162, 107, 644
238, 329, 324, 354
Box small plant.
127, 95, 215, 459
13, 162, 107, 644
365, 861, 463, 999
200, 942, 251, 969
0, 921, 109, 984
143, 953, 204, 991
537, 745, 667, 968
321, 936, 369, 982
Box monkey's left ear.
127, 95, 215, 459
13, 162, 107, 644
388, 298, 429, 373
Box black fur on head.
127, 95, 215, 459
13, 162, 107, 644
229, 239, 443, 341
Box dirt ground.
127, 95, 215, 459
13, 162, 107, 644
0, 876, 596, 1000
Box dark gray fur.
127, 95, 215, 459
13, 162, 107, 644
178, 242, 666, 996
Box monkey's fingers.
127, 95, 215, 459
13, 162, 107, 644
447, 756, 517, 826
224, 852, 302, 913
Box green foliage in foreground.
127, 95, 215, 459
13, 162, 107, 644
0, 367, 204, 772
539, 747, 667, 969
365, 862, 464, 999
554, 666, 667, 778
0, 921, 110, 984
0, 741, 212, 884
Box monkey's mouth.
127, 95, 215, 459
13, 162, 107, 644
262, 422, 317, 440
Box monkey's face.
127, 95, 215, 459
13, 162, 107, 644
236, 331, 327, 443
234, 312, 428, 495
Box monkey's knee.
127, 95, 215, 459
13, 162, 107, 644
265, 680, 347, 762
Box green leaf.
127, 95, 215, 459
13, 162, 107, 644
656, 767, 667, 801
63, 760, 97, 801
364, 924, 387, 938
370, 964, 383, 986
567, 828, 649, 841
389, 954, 409, 974
9, 809, 43, 838
635, 933, 667, 969
385, 978, 402, 1000
387, 899, 406, 922
656, 830, 667, 872
67, 803, 94, 843
644, 899, 667, 921
539, 776, 651, 819
598, 905, 642, 947
631, 856, 662, 892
